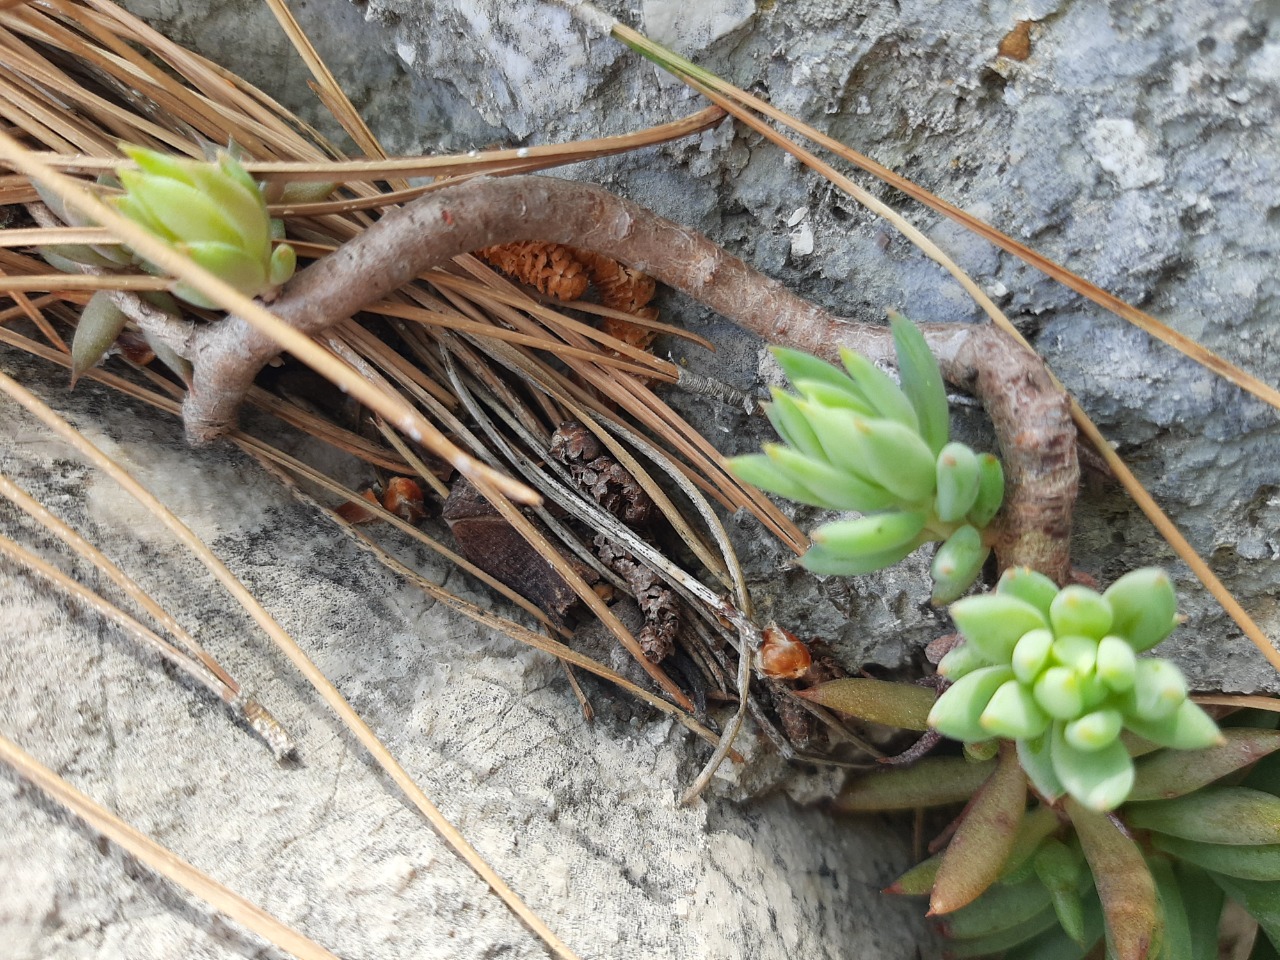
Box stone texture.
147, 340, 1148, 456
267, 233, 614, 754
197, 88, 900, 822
0, 356, 928, 959
3, 0, 1279, 957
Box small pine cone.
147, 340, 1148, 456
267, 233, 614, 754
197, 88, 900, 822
574, 249, 657, 313
601, 308, 658, 352
477, 242, 590, 301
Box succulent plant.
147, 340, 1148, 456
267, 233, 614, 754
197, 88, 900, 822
727, 314, 1004, 604
929, 567, 1221, 812
112, 144, 296, 309
829, 711, 1280, 960
39, 145, 304, 384
843, 721, 1280, 960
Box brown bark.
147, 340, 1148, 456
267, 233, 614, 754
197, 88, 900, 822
181, 175, 1077, 580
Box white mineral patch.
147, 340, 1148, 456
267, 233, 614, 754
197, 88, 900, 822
1085, 118, 1166, 190
640, 0, 755, 49
790, 221, 814, 257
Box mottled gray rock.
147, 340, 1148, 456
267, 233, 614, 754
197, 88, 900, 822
0, 356, 928, 959
329, 0, 1278, 689
4, 0, 1279, 957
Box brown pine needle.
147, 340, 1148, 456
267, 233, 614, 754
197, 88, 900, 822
0, 733, 342, 960
0, 472, 236, 689
0, 528, 232, 704
0, 226, 120, 246
0, 265, 67, 350
21, 104, 727, 183
260, 0, 391, 173
0, 273, 171, 292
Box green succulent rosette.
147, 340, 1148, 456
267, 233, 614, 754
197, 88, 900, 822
112, 144, 296, 309
727, 314, 1005, 604
929, 567, 1222, 811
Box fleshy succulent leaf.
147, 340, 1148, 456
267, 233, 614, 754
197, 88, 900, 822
810, 510, 928, 558
890, 311, 950, 455
884, 852, 942, 895
980, 678, 1051, 740
1066, 798, 1161, 960
1129, 727, 1280, 801
801, 536, 922, 577
940, 877, 1053, 940
930, 744, 1026, 916
967, 453, 1005, 527
1018, 730, 1067, 804
771, 346, 862, 398
837, 345, 920, 433
937, 641, 993, 680
934, 441, 982, 523
1172, 862, 1226, 960
766, 389, 828, 460
1205, 872, 1280, 952
727, 452, 837, 507
929, 524, 989, 605
949, 593, 1048, 664
834, 756, 996, 812
1036, 841, 1089, 947
928, 665, 1016, 742
1096, 635, 1138, 692
1103, 567, 1179, 652
793, 678, 935, 731
1051, 722, 1134, 811
1152, 834, 1280, 882
763, 443, 899, 512
998, 805, 1064, 885
1123, 700, 1222, 752
1126, 787, 1280, 845
1049, 585, 1114, 640
70, 290, 128, 386
1011, 627, 1055, 685
996, 567, 1060, 620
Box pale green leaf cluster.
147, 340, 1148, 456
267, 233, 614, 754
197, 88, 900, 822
112, 145, 296, 309
930, 567, 1221, 811
727, 315, 1005, 603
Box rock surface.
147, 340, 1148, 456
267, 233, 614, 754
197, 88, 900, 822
124, 0, 1280, 689
3, 1, 1279, 958
0, 355, 927, 959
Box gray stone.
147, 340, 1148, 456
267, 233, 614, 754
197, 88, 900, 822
0, 356, 929, 959
4, 0, 1280, 956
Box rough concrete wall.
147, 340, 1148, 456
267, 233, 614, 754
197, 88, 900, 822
120, 0, 1280, 690
2, 1, 1278, 958
0, 354, 929, 959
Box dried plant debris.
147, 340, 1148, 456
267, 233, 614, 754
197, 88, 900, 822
442, 476, 598, 627
548, 420, 653, 528
479, 242, 658, 349
550, 420, 678, 663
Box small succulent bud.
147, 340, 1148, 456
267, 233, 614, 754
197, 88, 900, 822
1011, 628, 1054, 685
1049, 585, 1114, 640
934, 442, 982, 524
112, 144, 297, 309
1095, 635, 1137, 692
